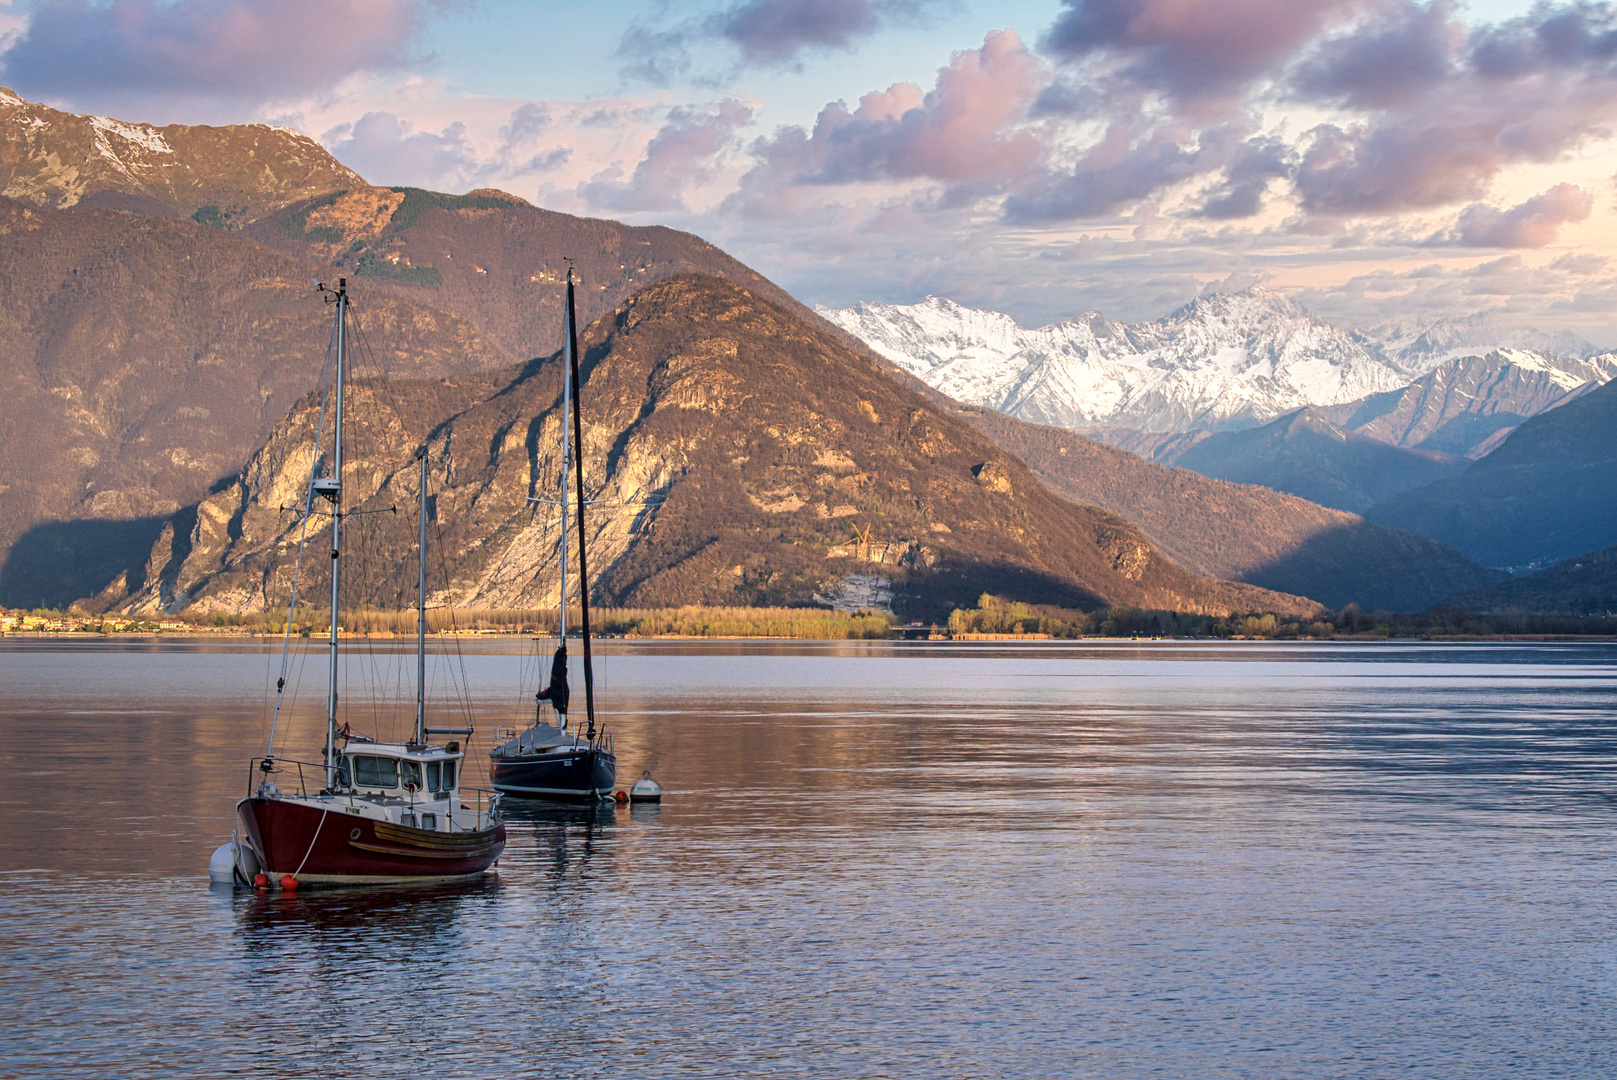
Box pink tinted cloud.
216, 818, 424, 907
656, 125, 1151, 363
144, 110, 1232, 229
581, 100, 754, 213
742, 29, 1046, 199
1290, 0, 1460, 110
619, 0, 945, 83
1448, 184, 1594, 247
2, 0, 430, 100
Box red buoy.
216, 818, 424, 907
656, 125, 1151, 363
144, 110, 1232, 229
252, 873, 270, 890
613, 790, 628, 804
279, 874, 299, 892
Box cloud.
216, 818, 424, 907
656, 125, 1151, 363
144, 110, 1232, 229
1196, 136, 1296, 219
734, 28, 1047, 215
1, 0, 435, 102
1442, 184, 1594, 247
719, 0, 884, 62
323, 111, 477, 188
1004, 120, 1215, 222
580, 100, 754, 213
1042, 0, 1366, 98
1290, 0, 1459, 110
619, 0, 942, 82
1290, 3, 1617, 214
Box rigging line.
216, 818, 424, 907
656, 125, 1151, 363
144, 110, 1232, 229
425, 455, 478, 735
266, 295, 340, 759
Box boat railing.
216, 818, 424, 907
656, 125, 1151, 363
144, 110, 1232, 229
460, 787, 504, 830
248, 755, 329, 799
247, 757, 504, 829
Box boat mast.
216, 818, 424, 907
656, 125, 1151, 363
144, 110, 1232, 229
557, 275, 572, 682
415, 444, 428, 746
325, 278, 347, 788
565, 269, 597, 741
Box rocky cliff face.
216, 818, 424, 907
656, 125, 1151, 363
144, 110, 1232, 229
108, 276, 1321, 621
0, 88, 362, 222
0, 95, 852, 609
0, 198, 513, 608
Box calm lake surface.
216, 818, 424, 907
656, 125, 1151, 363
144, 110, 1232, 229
2, 638, 1616, 1078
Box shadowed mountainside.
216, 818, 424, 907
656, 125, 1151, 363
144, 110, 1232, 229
942, 404, 1503, 611
1315, 350, 1616, 459
1172, 408, 1468, 513
100, 276, 1320, 621
1368, 376, 1617, 571
1446, 544, 1617, 614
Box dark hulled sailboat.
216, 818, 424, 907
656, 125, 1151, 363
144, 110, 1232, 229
488, 270, 618, 801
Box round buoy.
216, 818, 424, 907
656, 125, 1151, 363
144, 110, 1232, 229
208, 843, 237, 884
252, 873, 270, 890
613, 790, 629, 804
279, 874, 299, 892
629, 771, 662, 803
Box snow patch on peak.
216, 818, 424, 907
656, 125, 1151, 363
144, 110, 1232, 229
89, 114, 174, 155
825, 287, 1408, 432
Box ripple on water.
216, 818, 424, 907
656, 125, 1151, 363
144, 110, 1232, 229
1, 640, 1616, 1077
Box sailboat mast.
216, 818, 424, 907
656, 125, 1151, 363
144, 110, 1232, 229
558, 286, 572, 658
565, 270, 597, 739
325, 278, 347, 787
415, 445, 428, 745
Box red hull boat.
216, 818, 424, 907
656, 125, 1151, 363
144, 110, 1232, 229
240, 792, 504, 886
216, 278, 504, 890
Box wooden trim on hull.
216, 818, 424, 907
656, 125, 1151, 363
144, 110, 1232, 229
239, 797, 505, 884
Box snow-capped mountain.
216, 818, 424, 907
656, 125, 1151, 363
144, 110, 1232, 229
821, 288, 1410, 433
1365, 312, 1600, 373
822, 288, 1615, 436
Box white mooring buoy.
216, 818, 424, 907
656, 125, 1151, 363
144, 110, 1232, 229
629, 771, 662, 803
208, 838, 260, 887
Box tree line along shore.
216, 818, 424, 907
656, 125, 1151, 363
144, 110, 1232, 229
5, 598, 1617, 641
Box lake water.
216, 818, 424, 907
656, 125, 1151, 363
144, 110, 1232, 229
2, 638, 1616, 1078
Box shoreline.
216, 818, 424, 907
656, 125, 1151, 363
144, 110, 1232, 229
6, 630, 1617, 644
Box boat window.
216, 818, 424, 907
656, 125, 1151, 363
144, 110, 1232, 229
401, 812, 417, 829
442, 760, 457, 791
334, 757, 352, 790
420, 813, 437, 831
426, 762, 441, 792
400, 760, 422, 790
351, 756, 398, 788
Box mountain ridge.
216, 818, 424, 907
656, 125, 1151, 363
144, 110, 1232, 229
0, 87, 361, 223
822, 292, 1617, 451
101, 275, 1323, 621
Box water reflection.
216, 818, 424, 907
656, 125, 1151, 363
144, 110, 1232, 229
501, 799, 619, 888
6, 640, 1617, 1079
232, 877, 502, 938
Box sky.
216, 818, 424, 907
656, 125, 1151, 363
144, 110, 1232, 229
4, 0, 1616, 342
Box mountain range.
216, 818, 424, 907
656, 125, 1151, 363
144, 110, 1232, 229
98, 275, 1320, 621
0, 90, 1531, 617
824, 293, 1617, 564
820, 294, 1614, 446
1367, 375, 1617, 572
